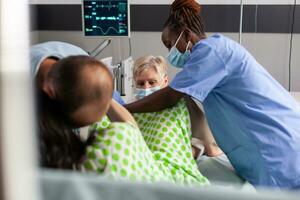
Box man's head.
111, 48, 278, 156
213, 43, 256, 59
45, 55, 113, 127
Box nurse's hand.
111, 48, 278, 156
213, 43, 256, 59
204, 143, 223, 157
192, 142, 223, 159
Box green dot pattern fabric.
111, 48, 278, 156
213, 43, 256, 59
133, 99, 209, 185
81, 99, 209, 186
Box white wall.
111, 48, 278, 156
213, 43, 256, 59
30, 0, 300, 91
290, 35, 300, 91
33, 31, 300, 91
242, 33, 292, 89
33, 31, 236, 83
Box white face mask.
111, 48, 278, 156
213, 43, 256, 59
135, 86, 161, 100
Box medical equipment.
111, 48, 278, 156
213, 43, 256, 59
288, 0, 297, 91
82, 0, 130, 37
89, 38, 111, 57
239, 0, 244, 44
115, 57, 134, 102
82, 0, 133, 101
98, 56, 134, 102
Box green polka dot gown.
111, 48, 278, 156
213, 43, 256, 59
80, 99, 209, 186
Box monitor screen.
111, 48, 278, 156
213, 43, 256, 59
82, 0, 130, 37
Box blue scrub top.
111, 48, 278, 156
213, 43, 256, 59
170, 34, 300, 189
30, 41, 124, 105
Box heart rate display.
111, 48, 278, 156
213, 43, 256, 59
83, 0, 129, 37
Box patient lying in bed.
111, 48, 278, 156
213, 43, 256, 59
37, 55, 208, 186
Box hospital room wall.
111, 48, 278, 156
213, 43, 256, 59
29, 0, 300, 91
30, 31, 300, 91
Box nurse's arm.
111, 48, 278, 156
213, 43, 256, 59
125, 86, 184, 113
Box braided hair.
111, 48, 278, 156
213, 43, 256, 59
164, 0, 205, 37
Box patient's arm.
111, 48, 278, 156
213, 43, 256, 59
185, 97, 223, 157
107, 99, 138, 127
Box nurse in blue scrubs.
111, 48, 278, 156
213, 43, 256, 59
125, 0, 300, 189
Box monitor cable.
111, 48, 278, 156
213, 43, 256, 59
239, 0, 244, 44
128, 37, 132, 58
288, 0, 296, 91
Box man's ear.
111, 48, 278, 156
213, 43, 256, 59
42, 80, 56, 99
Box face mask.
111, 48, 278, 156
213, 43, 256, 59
167, 31, 191, 68
135, 86, 161, 100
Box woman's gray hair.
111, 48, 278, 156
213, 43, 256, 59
133, 55, 168, 80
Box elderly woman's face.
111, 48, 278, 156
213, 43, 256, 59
135, 66, 168, 89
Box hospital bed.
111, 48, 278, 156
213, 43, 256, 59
40, 170, 299, 200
